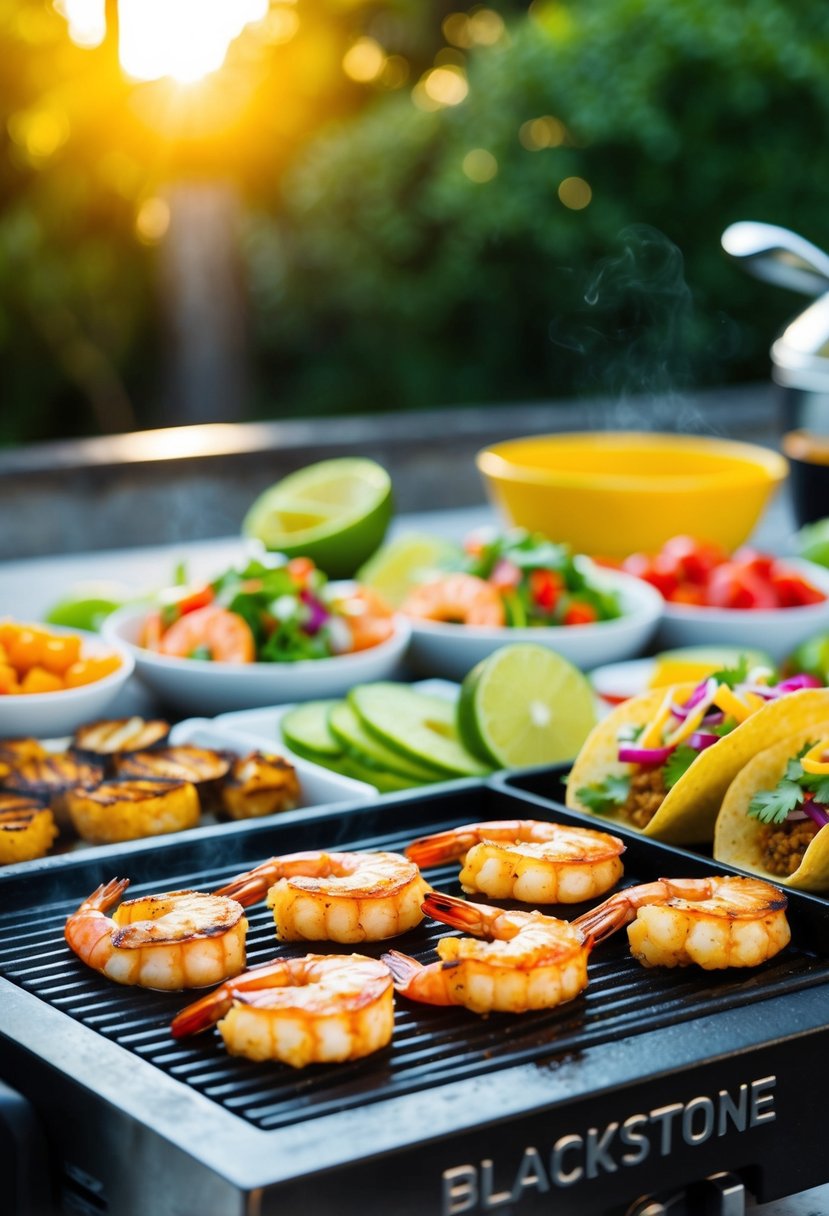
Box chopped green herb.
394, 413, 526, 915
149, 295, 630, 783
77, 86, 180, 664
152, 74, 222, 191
617, 723, 645, 743
188, 645, 212, 661
710, 656, 750, 690
664, 745, 698, 789
575, 774, 630, 814
748, 781, 804, 825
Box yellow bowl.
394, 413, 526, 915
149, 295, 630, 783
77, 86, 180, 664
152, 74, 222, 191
477, 432, 788, 557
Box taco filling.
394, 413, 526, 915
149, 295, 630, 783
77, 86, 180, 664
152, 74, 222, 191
747, 740, 829, 877
576, 667, 822, 830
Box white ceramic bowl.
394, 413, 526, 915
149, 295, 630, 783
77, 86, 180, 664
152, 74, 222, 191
0, 626, 134, 738
404, 565, 663, 682
656, 558, 829, 662
103, 605, 411, 714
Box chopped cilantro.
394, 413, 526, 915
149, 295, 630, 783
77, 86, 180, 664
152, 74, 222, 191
617, 723, 645, 743
664, 745, 698, 789
575, 775, 630, 814
747, 740, 829, 824
710, 656, 750, 690
188, 645, 212, 661
748, 781, 804, 825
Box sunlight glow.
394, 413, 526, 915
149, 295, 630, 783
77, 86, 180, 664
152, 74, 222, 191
118, 0, 269, 83
55, 0, 106, 49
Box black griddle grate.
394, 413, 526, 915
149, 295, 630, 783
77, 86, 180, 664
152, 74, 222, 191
1, 815, 828, 1134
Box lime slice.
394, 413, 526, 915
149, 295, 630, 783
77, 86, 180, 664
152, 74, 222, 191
349, 683, 490, 777
46, 582, 133, 632
356, 534, 462, 608
281, 701, 344, 759
457, 643, 598, 767
328, 701, 445, 782
242, 458, 393, 578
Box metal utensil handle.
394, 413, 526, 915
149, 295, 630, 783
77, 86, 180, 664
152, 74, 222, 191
721, 221, 829, 296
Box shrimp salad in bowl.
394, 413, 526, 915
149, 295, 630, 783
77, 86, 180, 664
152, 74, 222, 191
103, 551, 411, 713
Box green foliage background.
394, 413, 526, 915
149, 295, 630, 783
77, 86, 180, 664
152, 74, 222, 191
2, 0, 828, 442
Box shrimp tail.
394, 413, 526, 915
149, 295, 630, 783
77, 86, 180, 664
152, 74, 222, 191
84, 877, 131, 914
421, 891, 495, 935
213, 874, 272, 907
171, 983, 236, 1038
406, 830, 478, 867
381, 949, 455, 1005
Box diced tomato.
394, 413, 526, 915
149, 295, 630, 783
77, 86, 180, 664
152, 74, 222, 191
622, 553, 680, 600
669, 585, 707, 606
771, 572, 826, 607
287, 557, 316, 586
563, 600, 598, 626
659, 536, 727, 585
174, 585, 215, 616
733, 548, 776, 580
706, 562, 779, 610
529, 568, 564, 609
490, 559, 522, 592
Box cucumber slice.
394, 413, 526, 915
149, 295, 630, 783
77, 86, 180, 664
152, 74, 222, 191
349, 683, 490, 777
329, 702, 445, 782
281, 701, 343, 759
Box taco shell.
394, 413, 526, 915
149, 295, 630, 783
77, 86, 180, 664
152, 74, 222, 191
714, 723, 829, 891
566, 686, 829, 845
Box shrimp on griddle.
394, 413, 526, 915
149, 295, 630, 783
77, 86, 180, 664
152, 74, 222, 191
383, 891, 589, 1015
572, 874, 791, 970
214, 850, 431, 943
406, 818, 625, 903
170, 954, 394, 1067
65, 879, 248, 990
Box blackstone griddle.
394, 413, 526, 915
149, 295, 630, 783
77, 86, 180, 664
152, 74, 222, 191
1, 777, 829, 1216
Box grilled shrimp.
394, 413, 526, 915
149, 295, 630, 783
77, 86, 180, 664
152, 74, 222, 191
64, 879, 248, 990
170, 954, 394, 1067
335, 587, 396, 652
383, 891, 589, 1014
572, 875, 791, 970
406, 819, 625, 903
156, 605, 256, 663
400, 574, 506, 627
214, 850, 431, 943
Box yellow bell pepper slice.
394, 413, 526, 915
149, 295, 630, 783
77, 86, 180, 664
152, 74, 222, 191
711, 684, 755, 724
638, 690, 676, 749
800, 740, 829, 775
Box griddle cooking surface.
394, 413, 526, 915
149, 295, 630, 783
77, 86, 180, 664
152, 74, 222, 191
1, 814, 826, 1133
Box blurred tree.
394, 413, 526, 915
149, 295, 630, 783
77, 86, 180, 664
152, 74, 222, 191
0, 0, 827, 441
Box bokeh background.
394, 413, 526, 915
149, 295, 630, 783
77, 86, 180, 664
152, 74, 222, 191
2, 0, 827, 445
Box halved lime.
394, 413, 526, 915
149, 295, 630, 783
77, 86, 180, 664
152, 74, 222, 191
242, 458, 393, 578
457, 643, 598, 767
356, 534, 462, 608
349, 683, 490, 777
46, 582, 133, 632
328, 701, 445, 782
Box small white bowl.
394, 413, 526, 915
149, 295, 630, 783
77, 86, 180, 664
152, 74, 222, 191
404, 565, 663, 682
103, 605, 411, 715
656, 558, 829, 662
0, 626, 134, 738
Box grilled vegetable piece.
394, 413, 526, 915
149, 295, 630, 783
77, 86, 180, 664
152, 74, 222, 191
72, 717, 170, 760
3, 753, 104, 830
220, 752, 301, 820
113, 746, 232, 811
65, 779, 200, 843
0, 738, 47, 766
0, 792, 58, 864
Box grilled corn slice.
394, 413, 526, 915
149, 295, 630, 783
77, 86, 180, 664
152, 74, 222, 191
114, 746, 231, 810
0, 793, 58, 864
72, 717, 170, 760
3, 753, 104, 829
66, 779, 200, 843
221, 752, 301, 820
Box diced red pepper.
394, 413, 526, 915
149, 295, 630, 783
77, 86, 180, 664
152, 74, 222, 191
529, 568, 564, 609
174, 586, 215, 616
563, 600, 598, 626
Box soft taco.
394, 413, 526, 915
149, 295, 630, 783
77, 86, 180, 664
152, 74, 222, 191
714, 726, 829, 891
566, 666, 829, 844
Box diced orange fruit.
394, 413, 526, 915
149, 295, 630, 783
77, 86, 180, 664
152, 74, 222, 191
39, 635, 82, 675
0, 664, 20, 695
63, 654, 121, 688
20, 666, 64, 694
6, 627, 49, 673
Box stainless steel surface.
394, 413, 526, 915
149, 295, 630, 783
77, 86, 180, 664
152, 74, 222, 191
721, 222, 829, 297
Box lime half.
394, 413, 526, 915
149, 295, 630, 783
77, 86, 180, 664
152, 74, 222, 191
242, 458, 393, 578
458, 643, 598, 767
356, 534, 462, 608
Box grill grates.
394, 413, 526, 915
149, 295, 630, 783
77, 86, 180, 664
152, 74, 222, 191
1, 822, 827, 1133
